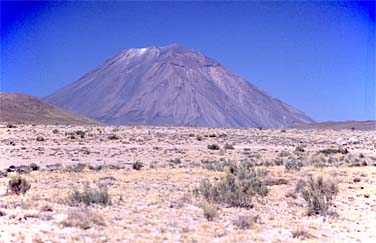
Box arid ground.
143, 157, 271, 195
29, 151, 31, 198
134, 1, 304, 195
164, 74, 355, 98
1, 124, 375, 243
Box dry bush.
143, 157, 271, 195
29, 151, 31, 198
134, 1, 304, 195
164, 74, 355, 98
195, 162, 268, 208
67, 185, 111, 206
201, 201, 218, 221
8, 176, 31, 195
233, 214, 258, 229
296, 176, 338, 216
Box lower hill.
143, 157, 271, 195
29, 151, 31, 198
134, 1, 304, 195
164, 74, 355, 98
291, 120, 376, 131
0, 92, 100, 125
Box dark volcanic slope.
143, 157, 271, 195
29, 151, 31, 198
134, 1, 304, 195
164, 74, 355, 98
45, 44, 313, 128
291, 120, 376, 131
0, 92, 99, 125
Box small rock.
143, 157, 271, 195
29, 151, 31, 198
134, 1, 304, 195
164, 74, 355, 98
364, 194, 370, 198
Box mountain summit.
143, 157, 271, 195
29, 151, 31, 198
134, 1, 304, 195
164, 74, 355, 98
44, 44, 313, 128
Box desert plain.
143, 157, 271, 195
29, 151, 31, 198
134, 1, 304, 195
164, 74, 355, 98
0, 124, 375, 243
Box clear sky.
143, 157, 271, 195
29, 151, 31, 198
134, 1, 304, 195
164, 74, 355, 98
1, 1, 375, 122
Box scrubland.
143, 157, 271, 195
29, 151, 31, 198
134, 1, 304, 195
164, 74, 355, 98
1, 124, 375, 242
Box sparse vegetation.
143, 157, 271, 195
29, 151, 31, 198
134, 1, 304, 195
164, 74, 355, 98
296, 176, 338, 216
8, 176, 31, 195
67, 185, 111, 206
284, 160, 303, 171
195, 162, 268, 208
62, 208, 105, 229
65, 163, 86, 173
36, 136, 45, 141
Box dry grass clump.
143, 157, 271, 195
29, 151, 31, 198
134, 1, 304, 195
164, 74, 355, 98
284, 160, 303, 171
195, 163, 268, 208
67, 184, 111, 206
8, 175, 31, 195
296, 176, 338, 216
233, 214, 258, 229
62, 208, 105, 229
201, 201, 218, 221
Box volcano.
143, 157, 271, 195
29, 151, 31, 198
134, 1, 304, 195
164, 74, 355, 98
44, 44, 313, 128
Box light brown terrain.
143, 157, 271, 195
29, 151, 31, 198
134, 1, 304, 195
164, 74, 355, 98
1, 124, 375, 243
0, 93, 100, 126
291, 120, 376, 131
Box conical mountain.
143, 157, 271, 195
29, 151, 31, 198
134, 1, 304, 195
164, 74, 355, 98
44, 44, 313, 128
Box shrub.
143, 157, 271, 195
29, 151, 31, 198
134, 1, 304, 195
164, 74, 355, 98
295, 145, 305, 152
107, 134, 120, 140
223, 143, 235, 150
196, 135, 203, 141
67, 185, 110, 206
208, 134, 217, 138
36, 136, 45, 142
201, 202, 217, 221
297, 176, 338, 216
8, 176, 31, 195
52, 129, 59, 134
233, 214, 258, 229
319, 148, 348, 155
284, 160, 303, 171
29, 163, 40, 171
195, 163, 268, 208
201, 159, 237, 172
75, 130, 86, 138
207, 144, 220, 150
65, 163, 86, 173
132, 161, 144, 170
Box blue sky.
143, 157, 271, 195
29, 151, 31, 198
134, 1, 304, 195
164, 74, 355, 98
1, 1, 375, 122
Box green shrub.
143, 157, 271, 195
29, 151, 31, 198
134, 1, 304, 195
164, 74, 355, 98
207, 144, 220, 150
195, 163, 268, 208
8, 176, 31, 195
297, 176, 338, 216
67, 185, 110, 206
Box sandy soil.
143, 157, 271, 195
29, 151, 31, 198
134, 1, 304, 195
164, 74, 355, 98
0, 124, 375, 243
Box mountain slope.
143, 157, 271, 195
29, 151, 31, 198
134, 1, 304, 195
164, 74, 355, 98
44, 44, 313, 128
0, 92, 100, 125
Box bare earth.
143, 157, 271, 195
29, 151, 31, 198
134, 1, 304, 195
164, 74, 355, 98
1, 124, 375, 243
